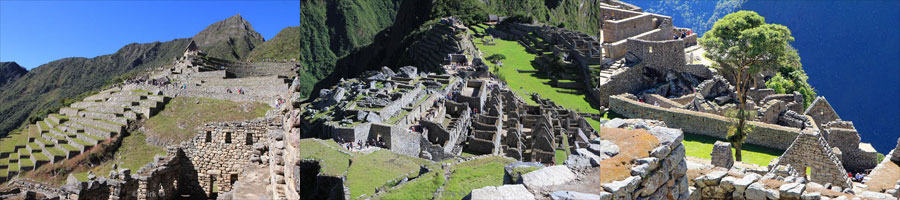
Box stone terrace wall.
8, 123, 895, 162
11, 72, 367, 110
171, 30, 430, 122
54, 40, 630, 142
610, 94, 802, 150
602, 126, 689, 199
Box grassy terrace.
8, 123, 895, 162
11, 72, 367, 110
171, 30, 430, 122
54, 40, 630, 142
144, 97, 269, 144
442, 156, 515, 200
683, 133, 783, 167
86, 131, 166, 178
347, 150, 428, 199
473, 29, 602, 114
45, 147, 66, 157
378, 170, 444, 200
298, 139, 352, 176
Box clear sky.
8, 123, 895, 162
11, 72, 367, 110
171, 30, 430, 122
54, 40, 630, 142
0, 0, 300, 69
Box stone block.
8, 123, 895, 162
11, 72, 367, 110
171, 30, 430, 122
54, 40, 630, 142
470, 184, 535, 200
522, 166, 576, 188
711, 141, 734, 169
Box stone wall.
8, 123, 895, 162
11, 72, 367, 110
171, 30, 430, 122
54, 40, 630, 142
602, 126, 689, 200
626, 38, 685, 73
609, 94, 803, 150
772, 131, 852, 188
182, 118, 277, 196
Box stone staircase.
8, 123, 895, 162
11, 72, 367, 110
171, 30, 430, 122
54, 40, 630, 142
0, 88, 168, 182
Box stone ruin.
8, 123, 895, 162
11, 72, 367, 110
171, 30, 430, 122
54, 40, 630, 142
711, 141, 734, 169
769, 131, 853, 188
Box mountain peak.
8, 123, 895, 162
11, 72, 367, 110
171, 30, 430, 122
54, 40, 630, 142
1, 61, 28, 87
192, 14, 265, 61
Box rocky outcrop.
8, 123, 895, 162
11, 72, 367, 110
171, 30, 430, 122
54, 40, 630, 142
0, 61, 27, 88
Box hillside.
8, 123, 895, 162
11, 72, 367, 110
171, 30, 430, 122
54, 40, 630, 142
0, 39, 192, 137
193, 14, 265, 62
248, 26, 300, 62
298, 0, 403, 98
0, 62, 27, 88
0, 15, 270, 137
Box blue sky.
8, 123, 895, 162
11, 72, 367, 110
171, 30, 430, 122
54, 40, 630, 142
0, 0, 299, 69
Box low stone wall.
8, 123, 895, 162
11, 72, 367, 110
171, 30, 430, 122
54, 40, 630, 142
610, 94, 802, 150
602, 126, 689, 199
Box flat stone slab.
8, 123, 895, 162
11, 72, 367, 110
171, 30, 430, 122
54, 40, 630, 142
470, 184, 535, 200
522, 165, 576, 188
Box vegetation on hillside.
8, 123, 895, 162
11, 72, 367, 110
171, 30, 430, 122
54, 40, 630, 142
0, 39, 192, 137
249, 26, 301, 62
0, 62, 27, 88
299, 0, 403, 99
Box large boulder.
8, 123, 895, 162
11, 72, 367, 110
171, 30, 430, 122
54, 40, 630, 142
711, 141, 734, 169
549, 191, 608, 200
470, 184, 535, 200
522, 166, 576, 188
398, 66, 418, 78
588, 140, 619, 157
744, 182, 767, 200
778, 182, 805, 200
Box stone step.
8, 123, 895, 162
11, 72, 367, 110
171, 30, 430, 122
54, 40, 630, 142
67, 137, 95, 153
83, 106, 127, 114
77, 111, 129, 125
70, 101, 140, 109
41, 132, 68, 145
42, 147, 67, 163
65, 121, 115, 138
69, 117, 124, 135
47, 114, 67, 125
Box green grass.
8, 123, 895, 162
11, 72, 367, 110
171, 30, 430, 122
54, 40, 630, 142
9, 161, 19, 172
347, 150, 428, 199
682, 133, 784, 167
144, 97, 269, 144
377, 170, 445, 200
73, 172, 89, 182
20, 158, 33, 167
555, 149, 568, 165
45, 147, 66, 157
442, 156, 515, 200
0, 132, 26, 153
474, 36, 602, 114
298, 139, 353, 176
32, 152, 49, 161
60, 144, 79, 151
88, 131, 166, 177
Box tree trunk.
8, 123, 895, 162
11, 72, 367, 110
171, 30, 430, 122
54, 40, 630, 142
734, 142, 743, 162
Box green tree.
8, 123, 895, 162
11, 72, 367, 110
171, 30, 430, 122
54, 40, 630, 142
485, 53, 507, 64
700, 11, 794, 161
432, 0, 488, 25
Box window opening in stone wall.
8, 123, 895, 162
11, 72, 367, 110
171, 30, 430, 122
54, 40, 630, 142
225, 132, 232, 144
649, 46, 653, 53
205, 131, 212, 143
246, 132, 253, 145
230, 174, 238, 185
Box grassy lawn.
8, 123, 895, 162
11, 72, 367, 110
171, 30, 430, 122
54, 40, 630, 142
144, 97, 269, 144
299, 139, 353, 176
442, 156, 515, 200
683, 133, 784, 167
87, 131, 166, 177
377, 170, 445, 200
474, 36, 602, 114
347, 150, 428, 199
